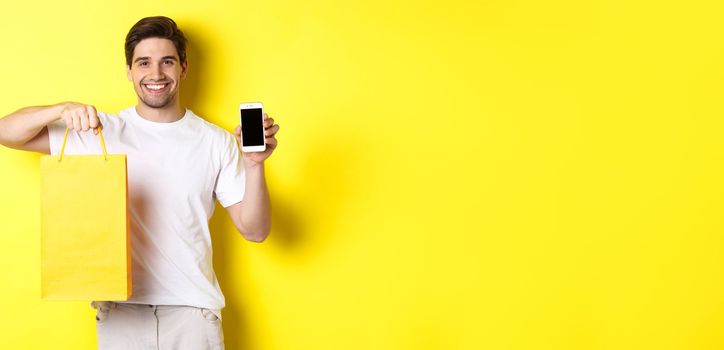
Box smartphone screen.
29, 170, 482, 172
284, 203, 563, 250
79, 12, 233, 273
240, 108, 264, 146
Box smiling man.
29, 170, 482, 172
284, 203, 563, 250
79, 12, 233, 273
0, 16, 279, 349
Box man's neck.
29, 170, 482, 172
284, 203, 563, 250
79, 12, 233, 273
135, 100, 185, 123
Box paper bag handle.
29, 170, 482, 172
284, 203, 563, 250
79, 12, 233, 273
58, 126, 108, 162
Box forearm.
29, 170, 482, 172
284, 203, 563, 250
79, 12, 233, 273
0, 103, 65, 147
238, 159, 271, 242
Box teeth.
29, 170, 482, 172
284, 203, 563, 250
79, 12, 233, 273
145, 84, 167, 90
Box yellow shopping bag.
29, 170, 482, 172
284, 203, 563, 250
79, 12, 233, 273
40, 128, 131, 300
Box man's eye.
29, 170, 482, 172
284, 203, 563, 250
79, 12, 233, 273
164, 60, 174, 65
139, 61, 148, 67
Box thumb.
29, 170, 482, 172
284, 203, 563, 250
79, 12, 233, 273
93, 122, 104, 135
233, 126, 243, 142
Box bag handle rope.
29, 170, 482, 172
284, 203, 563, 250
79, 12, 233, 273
58, 126, 108, 162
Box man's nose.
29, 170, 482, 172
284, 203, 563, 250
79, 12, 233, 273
149, 64, 164, 80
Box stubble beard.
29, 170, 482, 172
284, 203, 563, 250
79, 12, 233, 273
140, 94, 173, 108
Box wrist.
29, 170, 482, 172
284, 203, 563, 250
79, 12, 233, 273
54, 102, 69, 119
243, 157, 265, 169
41, 103, 66, 125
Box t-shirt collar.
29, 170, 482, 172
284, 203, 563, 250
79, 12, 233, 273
127, 106, 191, 128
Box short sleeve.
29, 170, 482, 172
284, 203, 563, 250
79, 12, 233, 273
214, 132, 246, 207
47, 119, 68, 156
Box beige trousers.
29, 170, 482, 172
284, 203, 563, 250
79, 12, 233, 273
91, 301, 224, 350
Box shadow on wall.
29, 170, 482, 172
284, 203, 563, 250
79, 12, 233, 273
208, 134, 363, 349
179, 22, 211, 117
269, 139, 362, 254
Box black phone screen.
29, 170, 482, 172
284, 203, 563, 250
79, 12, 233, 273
240, 108, 264, 146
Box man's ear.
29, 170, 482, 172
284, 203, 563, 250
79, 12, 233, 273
126, 65, 132, 81
181, 60, 188, 80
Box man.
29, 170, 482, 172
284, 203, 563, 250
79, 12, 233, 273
0, 16, 279, 349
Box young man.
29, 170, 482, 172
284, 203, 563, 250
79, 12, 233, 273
0, 16, 279, 349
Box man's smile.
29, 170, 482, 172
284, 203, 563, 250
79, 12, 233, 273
142, 82, 171, 94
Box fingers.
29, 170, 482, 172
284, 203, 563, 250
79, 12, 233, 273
263, 113, 278, 136
263, 113, 278, 149
80, 110, 90, 131
87, 105, 99, 130
61, 103, 100, 133
61, 114, 73, 130
262, 114, 279, 150
265, 124, 279, 137
72, 113, 81, 131
265, 136, 277, 149
232, 125, 242, 144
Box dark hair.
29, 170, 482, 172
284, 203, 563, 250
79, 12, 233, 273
125, 16, 187, 67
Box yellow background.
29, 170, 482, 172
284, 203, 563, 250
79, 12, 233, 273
1, 0, 723, 349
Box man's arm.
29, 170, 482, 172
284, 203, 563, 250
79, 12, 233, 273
226, 161, 272, 242
0, 102, 101, 153
225, 113, 279, 242
0, 104, 63, 153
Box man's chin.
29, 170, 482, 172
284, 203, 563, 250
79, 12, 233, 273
140, 95, 173, 109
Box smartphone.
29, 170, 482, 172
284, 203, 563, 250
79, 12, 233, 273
239, 102, 266, 153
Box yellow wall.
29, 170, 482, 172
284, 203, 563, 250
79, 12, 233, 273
1, 0, 724, 349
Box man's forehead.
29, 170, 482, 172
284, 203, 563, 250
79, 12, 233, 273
133, 38, 179, 59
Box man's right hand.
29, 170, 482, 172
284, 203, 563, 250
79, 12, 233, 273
60, 102, 101, 135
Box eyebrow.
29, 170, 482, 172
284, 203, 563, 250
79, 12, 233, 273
133, 56, 179, 63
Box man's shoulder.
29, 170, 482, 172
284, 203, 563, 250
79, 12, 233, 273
186, 111, 233, 139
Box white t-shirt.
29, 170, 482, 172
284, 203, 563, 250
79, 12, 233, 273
47, 106, 245, 313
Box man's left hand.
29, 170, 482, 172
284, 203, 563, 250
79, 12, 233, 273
233, 113, 280, 166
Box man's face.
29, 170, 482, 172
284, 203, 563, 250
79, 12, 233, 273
126, 37, 187, 109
